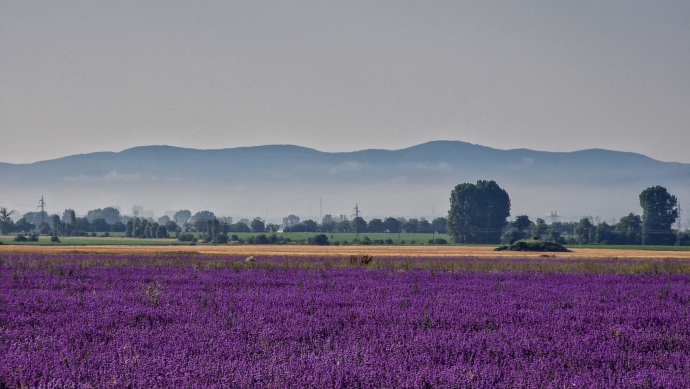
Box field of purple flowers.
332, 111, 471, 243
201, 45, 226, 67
2, 254, 690, 388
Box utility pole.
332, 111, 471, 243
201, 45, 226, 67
320, 197, 322, 222
678, 201, 683, 230
352, 204, 360, 240
37, 196, 47, 226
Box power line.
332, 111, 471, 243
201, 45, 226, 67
37, 196, 47, 225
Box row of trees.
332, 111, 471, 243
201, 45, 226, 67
282, 214, 448, 234
2, 183, 685, 246
446, 181, 688, 246
1, 205, 449, 237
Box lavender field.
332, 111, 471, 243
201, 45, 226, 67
2, 254, 690, 388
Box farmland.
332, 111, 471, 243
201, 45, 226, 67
0, 232, 454, 246
2, 253, 690, 388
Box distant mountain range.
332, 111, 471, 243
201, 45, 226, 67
1, 141, 688, 223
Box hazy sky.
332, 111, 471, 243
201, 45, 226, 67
2, 1, 689, 164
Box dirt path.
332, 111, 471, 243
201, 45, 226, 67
2, 244, 690, 259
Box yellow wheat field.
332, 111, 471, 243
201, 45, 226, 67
1, 244, 690, 259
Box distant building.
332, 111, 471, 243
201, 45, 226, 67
131, 205, 155, 219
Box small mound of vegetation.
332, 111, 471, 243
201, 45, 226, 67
495, 239, 571, 252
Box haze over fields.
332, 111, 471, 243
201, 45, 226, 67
1, 2, 689, 225
1, 141, 688, 224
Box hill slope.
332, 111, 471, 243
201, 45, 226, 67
1, 141, 688, 221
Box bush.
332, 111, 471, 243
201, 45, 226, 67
231, 234, 239, 242
495, 239, 571, 252
308, 234, 329, 246
90, 232, 97, 237
360, 236, 372, 245
14, 234, 28, 242
102, 232, 110, 237
213, 234, 229, 244
50, 236, 60, 243
254, 234, 269, 244
385, 238, 394, 244
177, 233, 196, 242
435, 238, 448, 244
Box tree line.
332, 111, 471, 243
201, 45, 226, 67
446, 181, 689, 246
1, 182, 687, 246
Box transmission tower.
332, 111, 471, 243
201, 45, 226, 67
548, 210, 560, 224
352, 203, 360, 240
37, 196, 47, 225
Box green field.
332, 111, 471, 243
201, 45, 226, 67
2, 233, 690, 250
0, 236, 186, 246
0, 232, 451, 246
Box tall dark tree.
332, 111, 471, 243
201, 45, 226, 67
639, 186, 678, 245
431, 217, 447, 234
250, 218, 266, 233
447, 180, 511, 244
52, 214, 61, 236
534, 218, 548, 238
512, 215, 531, 231
384, 217, 401, 233
367, 218, 385, 233
351, 217, 367, 235
125, 220, 134, 237
15, 218, 35, 233
418, 218, 432, 233
191, 211, 215, 223
283, 215, 300, 230
91, 218, 109, 232
403, 218, 419, 233
173, 210, 192, 228
0, 207, 15, 235
614, 213, 642, 245
573, 218, 594, 244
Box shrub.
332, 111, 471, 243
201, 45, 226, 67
308, 234, 329, 246
50, 236, 60, 243
14, 234, 28, 242
385, 238, 394, 244
495, 239, 571, 252
213, 234, 229, 244
254, 234, 269, 244
177, 233, 196, 242
90, 232, 97, 237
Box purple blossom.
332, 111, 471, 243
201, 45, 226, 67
1, 254, 690, 388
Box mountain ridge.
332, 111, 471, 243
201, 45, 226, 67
2, 140, 682, 166
1, 141, 688, 221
